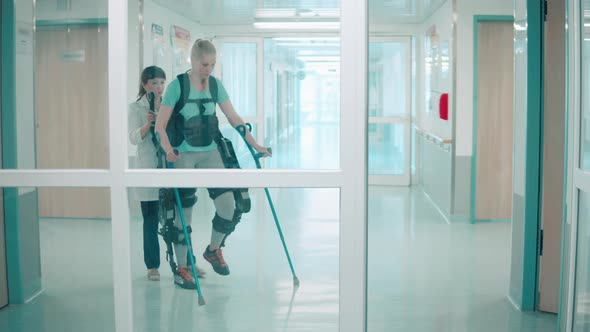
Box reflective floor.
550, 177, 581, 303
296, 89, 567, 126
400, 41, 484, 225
0, 187, 557, 332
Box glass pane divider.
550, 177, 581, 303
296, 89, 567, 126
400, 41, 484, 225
368, 117, 410, 123
123, 169, 345, 188
108, 0, 132, 331
565, 0, 583, 329
340, 0, 368, 331
0, 169, 111, 187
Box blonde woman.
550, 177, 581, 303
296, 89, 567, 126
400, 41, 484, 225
155, 39, 270, 289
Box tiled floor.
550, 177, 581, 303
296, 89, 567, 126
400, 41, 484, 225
0, 187, 557, 331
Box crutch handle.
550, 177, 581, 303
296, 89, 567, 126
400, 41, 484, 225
236, 123, 270, 161
235, 123, 250, 138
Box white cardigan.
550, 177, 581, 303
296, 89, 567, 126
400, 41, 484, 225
128, 95, 159, 202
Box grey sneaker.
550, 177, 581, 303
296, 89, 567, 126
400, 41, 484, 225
147, 269, 160, 281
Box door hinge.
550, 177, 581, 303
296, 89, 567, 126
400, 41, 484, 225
539, 229, 544, 256
544, 0, 548, 22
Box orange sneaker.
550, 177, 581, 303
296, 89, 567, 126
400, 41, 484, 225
174, 268, 196, 289
203, 246, 230, 276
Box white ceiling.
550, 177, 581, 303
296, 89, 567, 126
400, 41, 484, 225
152, 0, 448, 25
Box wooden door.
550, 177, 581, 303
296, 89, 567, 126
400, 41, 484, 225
538, 0, 565, 313
35, 25, 110, 218
474, 21, 514, 220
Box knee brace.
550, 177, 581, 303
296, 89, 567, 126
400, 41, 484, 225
159, 221, 193, 245
208, 188, 233, 200
158, 188, 176, 224
178, 188, 197, 208
234, 188, 251, 214
159, 188, 197, 224
208, 188, 251, 214
211, 213, 241, 236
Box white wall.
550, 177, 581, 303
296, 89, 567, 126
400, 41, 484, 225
125, 0, 202, 161
417, 0, 453, 139
141, 0, 203, 93
455, 0, 513, 156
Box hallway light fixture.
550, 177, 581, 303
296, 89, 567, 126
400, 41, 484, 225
272, 37, 340, 41
255, 8, 339, 19
297, 55, 340, 62
253, 21, 340, 30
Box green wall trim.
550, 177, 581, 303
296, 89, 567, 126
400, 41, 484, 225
2, 0, 17, 170
36, 18, 108, 27
470, 15, 514, 224
520, 0, 544, 311
1, 0, 23, 304
3, 188, 22, 303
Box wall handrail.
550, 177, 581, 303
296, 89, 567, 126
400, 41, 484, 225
413, 125, 452, 145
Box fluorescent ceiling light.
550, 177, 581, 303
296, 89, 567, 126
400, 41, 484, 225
275, 42, 339, 47
297, 50, 339, 56
272, 37, 339, 41
255, 9, 297, 18
297, 55, 340, 62
254, 21, 340, 30
255, 8, 339, 19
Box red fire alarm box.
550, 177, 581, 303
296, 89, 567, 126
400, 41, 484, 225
439, 93, 449, 121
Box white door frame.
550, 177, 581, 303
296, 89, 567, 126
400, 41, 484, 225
0, 2, 368, 332
564, 0, 587, 329
368, 36, 412, 186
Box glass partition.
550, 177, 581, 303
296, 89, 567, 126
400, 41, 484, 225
0, 187, 114, 331
127, 1, 344, 331
263, 37, 340, 169
220, 42, 257, 119
23, 0, 110, 170
129, 187, 340, 331
1, 0, 373, 331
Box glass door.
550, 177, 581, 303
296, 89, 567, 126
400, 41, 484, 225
565, 1, 590, 330
0, 0, 369, 330
368, 37, 411, 185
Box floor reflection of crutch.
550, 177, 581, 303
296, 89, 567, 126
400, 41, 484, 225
236, 123, 300, 287
154, 130, 206, 305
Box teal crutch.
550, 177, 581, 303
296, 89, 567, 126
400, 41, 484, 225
166, 159, 206, 305
155, 132, 206, 305
236, 124, 300, 287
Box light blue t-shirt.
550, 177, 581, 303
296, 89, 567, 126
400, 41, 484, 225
161, 75, 229, 153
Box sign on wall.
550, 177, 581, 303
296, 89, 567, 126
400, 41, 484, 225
170, 25, 191, 76
151, 23, 166, 67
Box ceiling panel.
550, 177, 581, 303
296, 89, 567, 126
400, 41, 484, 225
151, 0, 448, 25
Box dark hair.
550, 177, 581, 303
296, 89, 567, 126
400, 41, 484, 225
136, 66, 166, 101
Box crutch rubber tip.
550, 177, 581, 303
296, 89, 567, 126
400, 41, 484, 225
293, 277, 300, 288
198, 297, 206, 306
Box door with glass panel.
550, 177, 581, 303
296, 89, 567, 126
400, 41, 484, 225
368, 37, 411, 185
